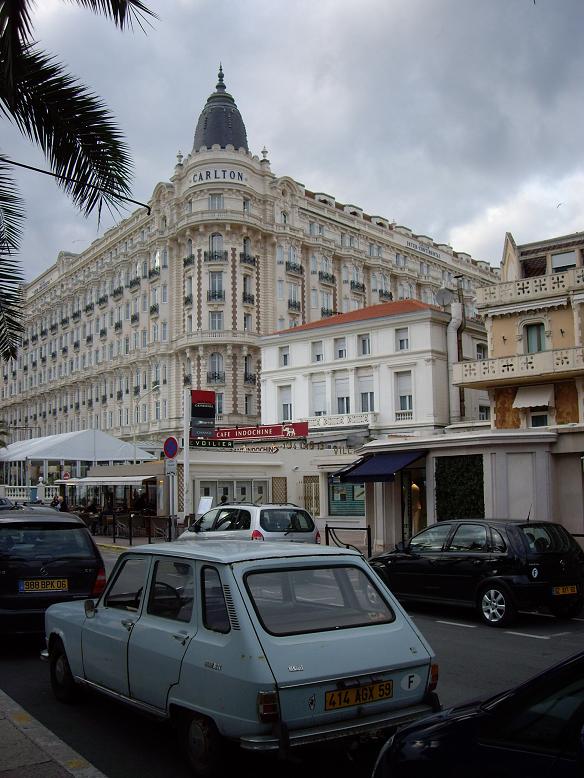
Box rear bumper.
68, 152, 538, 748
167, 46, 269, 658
239, 697, 440, 752
511, 581, 583, 609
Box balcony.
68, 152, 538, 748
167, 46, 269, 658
240, 253, 256, 267
128, 277, 141, 290
288, 299, 301, 312
395, 410, 413, 422
60, 317, 69, 327
112, 286, 124, 300
242, 292, 255, 305
73, 340, 80, 350
207, 290, 225, 302
244, 373, 256, 385
61, 346, 68, 355
40, 328, 48, 337
476, 266, 584, 309
86, 335, 93, 345
350, 280, 366, 294
184, 294, 193, 306
99, 328, 107, 339
101, 395, 107, 405
286, 261, 303, 276
98, 295, 108, 307
116, 390, 123, 401
183, 254, 195, 268
84, 303, 94, 315
87, 399, 93, 409
114, 321, 122, 332
301, 411, 377, 429
453, 346, 584, 388
51, 351, 57, 360
319, 271, 336, 286
183, 374, 192, 386
150, 304, 159, 317
148, 267, 160, 280
133, 385, 140, 396
207, 371, 225, 384
321, 307, 337, 318
50, 324, 58, 334
204, 250, 228, 263
75, 402, 80, 411
72, 311, 81, 322
378, 289, 393, 301
131, 313, 139, 325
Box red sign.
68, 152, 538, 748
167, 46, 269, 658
63, 471, 71, 480
163, 436, 179, 459
212, 422, 309, 441
190, 390, 216, 439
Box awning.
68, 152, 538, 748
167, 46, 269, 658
334, 450, 427, 483
512, 385, 554, 409
54, 476, 156, 487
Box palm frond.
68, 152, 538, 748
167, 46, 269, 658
66, 1, 157, 31
0, 0, 35, 106
1, 47, 133, 217
0, 157, 23, 360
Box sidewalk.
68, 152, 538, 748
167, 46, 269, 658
0, 688, 106, 778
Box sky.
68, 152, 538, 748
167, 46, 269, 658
5, 0, 584, 282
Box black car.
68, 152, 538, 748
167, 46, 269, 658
372, 650, 584, 778
369, 520, 584, 627
0, 497, 17, 510
0, 512, 106, 635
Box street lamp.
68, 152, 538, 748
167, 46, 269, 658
133, 383, 160, 464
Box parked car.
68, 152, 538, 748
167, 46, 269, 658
369, 520, 584, 627
43, 541, 440, 776
0, 512, 106, 635
372, 650, 584, 778
0, 497, 17, 510
178, 502, 321, 544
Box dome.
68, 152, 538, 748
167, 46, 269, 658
193, 66, 249, 152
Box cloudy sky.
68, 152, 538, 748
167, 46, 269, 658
5, 0, 584, 281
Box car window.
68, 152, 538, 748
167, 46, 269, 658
448, 524, 488, 552
104, 557, 148, 612
236, 510, 251, 530
214, 508, 243, 531
188, 508, 219, 532
147, 558, 194, 622
259, 508, 315, 533
481, 664, 584, 757
490, 528, 507, 552
246, 565, 395, 636
0, 524, 95, 560
520, 524, 573, 554
409, 524, 451, 553
202, 566, 230, 633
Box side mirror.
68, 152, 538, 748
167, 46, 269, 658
395, 540, 407, 552
84, 599, 96, 618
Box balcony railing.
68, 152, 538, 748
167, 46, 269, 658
84, 303, 94, 314
378, 289, 393, 301
114, 321, 122, 331
112, 286, 124, 300
319, 271, 336, 285
240, 253, 256, 266
288, 299, 301, 312
395, 410, 413, 422
148, 267, 160, 279
183, 254, 195, 268
131, 313, 139, 325
60, 317, 69, 327
150, 304, 159, 316
454, 346, 584, 387
476, 266, 584, 309
207, 290, 225, 302
242, 293, 255, 305
72, 311, 81, 322
301, 412, 377, 428
207, 371, 225, 384
286, 261, 303, 276
244, 373, 256, 384
350, 280, 366, 294
40, 328, 48, 337
321, 307, 337, 318
128, 277, 141, 290
99, 328, 107, 339
204, 250, 228, 263
50, 324, 58, 333
98, 295, 108, 307
184, 294, 193, 306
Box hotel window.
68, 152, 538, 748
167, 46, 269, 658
279, 346, 290, 367
213, 393, 223, 415
396, 371, 413, 411
276, 244, 284, 264
361, 392, 374, 412
209, 194, 224, 210
209, 311, 223, 331
288, 283, 299, 303
358, 334, 371, 356
281, 211, 288, 225
243, 198, 250, 215
278, 317, 285, 330
479, 405, 491, 421
311, 341, 323, 362
420, 261, 429, 276
476, 342, 488, 360
530, 410, 548, 428
311, 288, 318, 308
279, 385, 292, 421
551, 251, 576, 273
334, 337, 346, 359
310, 254, 317, 273
153, 250, 160, 270
162, 284, 168, 303
312, 379, 326, 416
162, 249, 168, 268
396, 327, 409, 351
277, 279, 284, 299
335, 376, 350, 414
186, 314, 193, 333
244, 394, 252, 415
155, 400, 161, 421
151, 287, 158, 306
124, 303, 130, 320
210, 233, 223, 253
243, 313, 252, 332
209, 271, 223, 295
396, 253, 406, 268
161, 322, 168, 341
525, 322, 545, 354
142, 293, 148, 312
152, 323, 158, 341
141, 260, 148, 278
141, 329, 147, 347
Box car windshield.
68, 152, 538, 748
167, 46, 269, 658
245, 565, 395, 636
519, 524, 574, 554
0, 524, 95, 560
259, 508, 314, 533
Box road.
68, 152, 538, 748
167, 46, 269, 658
0, 547, 582, 777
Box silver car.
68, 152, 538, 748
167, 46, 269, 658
178, 502, 321, 544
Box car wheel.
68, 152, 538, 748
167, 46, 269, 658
477, 585, 516, 627
550, 596, 583, 620
181, 713, 225, 778
49, 640, 79, 703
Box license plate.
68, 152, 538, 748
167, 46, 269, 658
552, 585, 577, 596
18, 579, 69, 593
325, 680, 393, 711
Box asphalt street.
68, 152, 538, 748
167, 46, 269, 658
0, 547, 582, 778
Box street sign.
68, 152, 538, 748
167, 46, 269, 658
163, 436, 179, 459
164, 460, 177, 476
63, 472, 71, 480
190, 438, 234, 449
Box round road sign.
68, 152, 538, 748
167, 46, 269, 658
63, 472, 71, 480
163, 436, 179, 459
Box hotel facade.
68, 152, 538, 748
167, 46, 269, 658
0, 68, 498, 459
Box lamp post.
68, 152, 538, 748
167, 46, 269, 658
133, 383, 160, 464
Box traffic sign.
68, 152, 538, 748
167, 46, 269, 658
163, 436, 179, 459
63, 472, 71, 480
164, 460, 177, 476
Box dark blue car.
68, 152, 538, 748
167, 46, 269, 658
372, 651, 584, 778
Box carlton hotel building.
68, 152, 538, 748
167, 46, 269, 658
1, 68, 499, 445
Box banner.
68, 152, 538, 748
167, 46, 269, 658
190, 390, 216, 439
212, 421, 309, 441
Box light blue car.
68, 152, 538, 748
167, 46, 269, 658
42, 541, 440, 776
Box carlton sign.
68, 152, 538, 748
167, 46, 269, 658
213, 422, 309, 441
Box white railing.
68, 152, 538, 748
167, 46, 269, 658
453, 346, 584, 386
2, 485, 58, 500
301, 412, 377, 428
395, 410, 413, 422
476, 267, 584, 308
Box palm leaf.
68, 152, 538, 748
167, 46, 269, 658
0, 157, 23, 360
0, 0, 34, 106
67, 1, 157, 31
1, 47, 133, 217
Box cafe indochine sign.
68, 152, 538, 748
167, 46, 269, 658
213, 422, 309, 441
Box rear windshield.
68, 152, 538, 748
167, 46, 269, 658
0, 524, 95, 561
259, 508, 314, 533
245, 565, 395, 636
519, 524, 575, 554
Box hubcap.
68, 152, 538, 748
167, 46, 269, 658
187, 720, 207, 762
481, 589, 506, 622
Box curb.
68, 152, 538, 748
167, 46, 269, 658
0, 687, 107, 778
95, 542, 127, 552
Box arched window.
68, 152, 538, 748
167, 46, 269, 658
187, 238, 193, 257
141, 260, 148, 278
281, 211, 288, 225
209, 352, 224, 373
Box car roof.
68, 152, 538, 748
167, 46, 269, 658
0, 511, 86, 527
123, 539, 359, 564
438, 519, 561, 527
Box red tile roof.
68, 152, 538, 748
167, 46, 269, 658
272, 300, 441, 336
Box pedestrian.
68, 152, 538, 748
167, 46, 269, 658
60, 495, 69, 513
50, 495, 59, 509
220, 494, 228, 505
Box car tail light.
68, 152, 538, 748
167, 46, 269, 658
257, 690, 279, 722
251, 529, 264, 541
91, 567, 107, 597
428, 663, 439, 692
315, 529, 321, 544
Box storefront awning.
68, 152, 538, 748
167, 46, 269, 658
54, 476, 157, 487
334, 450, 427, 483
512, 385, 554, 409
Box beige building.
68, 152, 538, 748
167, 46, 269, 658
0, 67, 498, 450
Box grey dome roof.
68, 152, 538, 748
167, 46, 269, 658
193, 66, 249, 152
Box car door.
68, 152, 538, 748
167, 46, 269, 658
127, 556, 197, 710
439, 523, 491, 603
387, 524, 453, 598
81, 554, 150, 695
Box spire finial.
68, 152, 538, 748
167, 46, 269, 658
216, 63, 225, 92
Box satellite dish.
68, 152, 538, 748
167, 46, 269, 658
435, 287, 454, 307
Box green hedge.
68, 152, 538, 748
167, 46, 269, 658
435, 454, 484, 520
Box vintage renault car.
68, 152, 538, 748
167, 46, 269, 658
43, 541, 440, 776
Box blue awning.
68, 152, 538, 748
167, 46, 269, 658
335, 450, 427, 483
